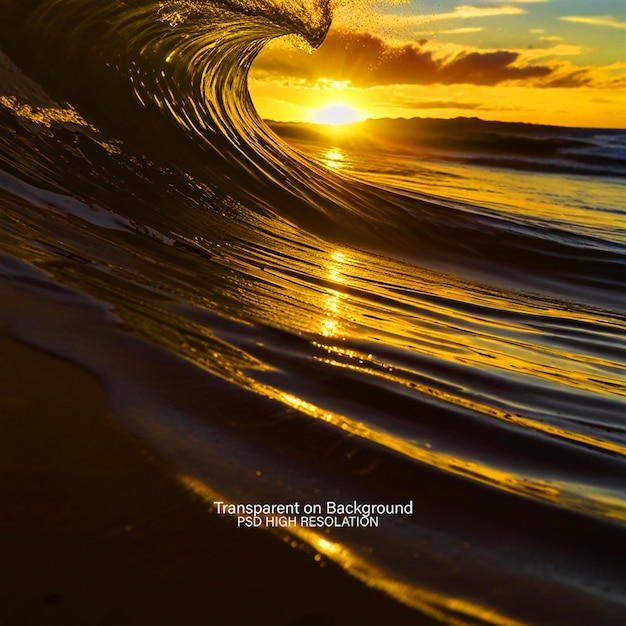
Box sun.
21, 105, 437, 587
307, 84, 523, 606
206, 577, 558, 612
313, 103, 361, 126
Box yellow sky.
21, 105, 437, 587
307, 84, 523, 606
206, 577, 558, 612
248, 1, 626, 128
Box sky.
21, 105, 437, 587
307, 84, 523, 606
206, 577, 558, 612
248, 0, 626, 127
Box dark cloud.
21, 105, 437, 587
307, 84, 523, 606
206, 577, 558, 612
538, 68, 595, 89
385, 98, 482, 111
253, 29, 594, 88
437, 51, 551, 85
385, 98, 527, 112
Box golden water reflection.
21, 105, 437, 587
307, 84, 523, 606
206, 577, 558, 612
151, 217, 626, 520
322, 147, 345, 169
320, 251, 348, 338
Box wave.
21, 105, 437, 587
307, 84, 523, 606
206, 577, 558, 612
0, 1, 625, 625
270, 117, 626, 178
1, 0, 624, 302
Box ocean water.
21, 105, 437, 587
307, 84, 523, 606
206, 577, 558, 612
0, 1, 625, 625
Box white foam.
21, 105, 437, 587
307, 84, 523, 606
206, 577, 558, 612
0, 167, 131, 231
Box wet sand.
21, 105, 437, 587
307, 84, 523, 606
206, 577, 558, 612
0, 326, 433, 626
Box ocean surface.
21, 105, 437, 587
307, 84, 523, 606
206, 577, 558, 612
0, 1, 625, 625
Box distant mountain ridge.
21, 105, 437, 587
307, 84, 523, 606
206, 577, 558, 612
267, 116, 626, 177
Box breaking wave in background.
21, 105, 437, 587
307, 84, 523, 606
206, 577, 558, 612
0, 1, 625, 624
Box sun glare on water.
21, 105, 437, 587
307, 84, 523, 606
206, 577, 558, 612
313, 103, 361, 126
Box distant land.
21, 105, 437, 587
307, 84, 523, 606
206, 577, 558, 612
267, 117, 626, 177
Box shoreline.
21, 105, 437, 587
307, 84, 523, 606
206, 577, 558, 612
0, 326, 432, 626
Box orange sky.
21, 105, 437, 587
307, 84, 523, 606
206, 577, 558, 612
248, 0, 626, 128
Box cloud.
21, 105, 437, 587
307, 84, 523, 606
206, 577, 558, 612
560, 16, 626, 30
388, 98, 484, 110
522, 44, 583, 60
356, 3, 532, 31
378, 95, 534, 114
440, 27, 484, 34
439, 50, 552, 84
537, 67, 594, 88
435, 5, 527, 19
398, 4, 527, 23
253, 29, 593, 88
